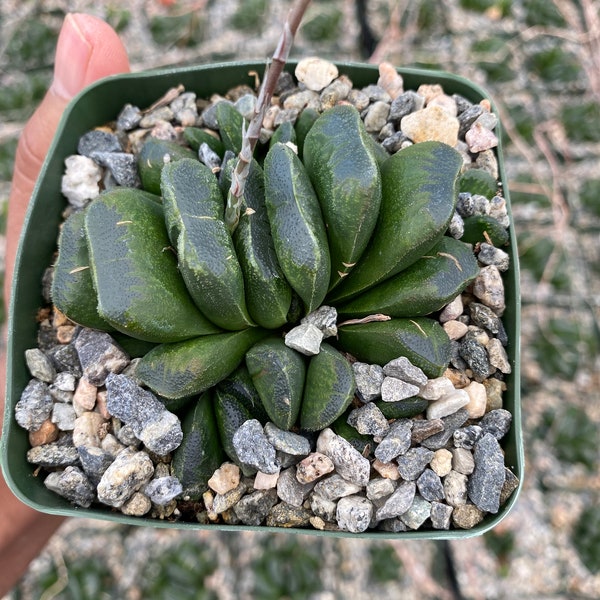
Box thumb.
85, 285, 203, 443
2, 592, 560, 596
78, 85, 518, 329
4, 13, 130, 303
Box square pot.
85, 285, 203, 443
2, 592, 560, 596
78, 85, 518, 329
1, 61, 523, 538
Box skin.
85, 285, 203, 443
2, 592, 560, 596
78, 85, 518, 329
0, 13, 130, 596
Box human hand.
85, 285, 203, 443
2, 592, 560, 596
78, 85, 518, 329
1, 13, 129, 597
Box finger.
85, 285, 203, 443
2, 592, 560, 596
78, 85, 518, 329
4, 13, 130, 305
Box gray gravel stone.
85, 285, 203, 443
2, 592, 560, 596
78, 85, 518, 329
232, 419, 279, 474
316, 428, 370, 487
430, 501, 453, 530
51, 403, 77, 431
313, 473, 362, 501
480, 408, 512, 440
97, 448, 154, 508
48, 343, 82, 377
400, 495, 432, 530
264, 422, 311, 456
74, 329, 129, 386
44, 466, 95, 508
143, 476, 183, 506
478, 243, 510, 271
374, 418, 412, 462
25, 348, 56, 382
469, 302, 503, 335
336, 495, 374, 533
366, 477, 397, 501
284, 322, 323, 355
310, 493, 338, 522
78, 130, 122, 156
170, 91, 198, 126
378, 517, 409, 532
389, 90, 424, 123
381, 376, 420, 402
416, 468, 445, 502
301, 305, 338, 338
453, 425, 484, 450
77, 445, 114, 487
411, 419, 444, 444
375, 480, 416, 520
91, 151, 140, 187
212, 482, 248, 515
277, 467, 315, 507
459, 338, 495, 382
234, 489, 278, 526
451, 447, 475, 475
421, 409, 470, 450
473, 265, 505, 316
116, 104, 142, 130
52, 371, 77, 392
468, 433, 506, 513
383, 356, 427, 386
352, 362, 384, 402
397, 447, 434, 480
347, 402, 390, 437
27, 440, 80, 468
15, 379, 53, 431
487, 338, 511, 373
452, 503, 485, 529
105, 374, 183, 455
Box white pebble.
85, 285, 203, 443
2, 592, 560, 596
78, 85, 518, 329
295, 57, 338, 92
426, 389, 470, 419
61, 155, 102, 208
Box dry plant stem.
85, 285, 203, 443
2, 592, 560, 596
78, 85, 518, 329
225, 0, 313, 232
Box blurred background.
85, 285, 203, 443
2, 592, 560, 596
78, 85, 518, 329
0, 0, 599, 598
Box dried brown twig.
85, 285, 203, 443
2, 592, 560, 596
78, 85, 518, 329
225, 0, 312, 233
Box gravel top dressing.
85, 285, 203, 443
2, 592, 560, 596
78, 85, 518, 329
13, 58, 520, 534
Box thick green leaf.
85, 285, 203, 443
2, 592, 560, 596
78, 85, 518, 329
51, 209, 113, 331
336, 317, 452, 378
172, 390, 224, 499
85, 188, 218, 342
215, 101, 247, 154
161, 158, 253, 330
136, 327, 268, 399
138, 137, 196, 195
337, 236, 479, 318
245, 337, 306, 430
300, 344, 356, 431
303, 104, 381, 290
233, 159, 292, 328
264, 143, 330, 313
329, 140, 462, 303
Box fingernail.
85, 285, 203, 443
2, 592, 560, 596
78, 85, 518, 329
51, 13, 93, 100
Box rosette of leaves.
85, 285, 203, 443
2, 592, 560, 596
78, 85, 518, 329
52, 100, 479, 469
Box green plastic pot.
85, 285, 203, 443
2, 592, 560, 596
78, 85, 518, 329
1, 61, 523, 538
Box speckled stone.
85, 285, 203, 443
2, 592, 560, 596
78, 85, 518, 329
74, 329, 129, 386
400, 494, 432, 530
478, 243, 510, 271
473, 265, 505, 316
91, 151, 140, 188
459, 338, 495, 382
277, 467, 316, 507
383, 356, 428, 386
296, 452, 335, 484
480, 409, 512, 440
374, 418, 412, 462
301, 305, 338, 338
337, 495, 374, 533
430, 501, 454, 530
105, 374, 183, 455
15, 379, 53, 432
120, 491, 152, 516
25, 348, 56, 382
234, 489, 278, 526
397, 447, 434, 481
316, 428, 370, 487
453, 425, 484, 450
51, 402, 77, 431
313, 473, 363, 501
44, 466, 95, 508
78, 130, 121, 156
381, 376, 420, 402
366, 477, 397, 501
310, 493, 338, 522
487, 338, 512, 374
72, 411, 108, 449
144, 476, 183, 506
264, 422, 311, 456
430, 448, 454, 477
347, 402, 390, 437
364, 100, 391, 133
416, 468, 445, 502
352, 362, 385, 402
27, 440, 80, 468
116, 104, 142, 130
96, 448, 154, 508
444, 470, 469, 507
266, 502, 312, 528
421, 409, 470, 450
77, 445, 114, 487
233, 419, 279, 474
212, 482, 248, 515
375, 480, 416, 521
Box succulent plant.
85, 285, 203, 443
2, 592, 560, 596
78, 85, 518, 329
51, 89, 481, 472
